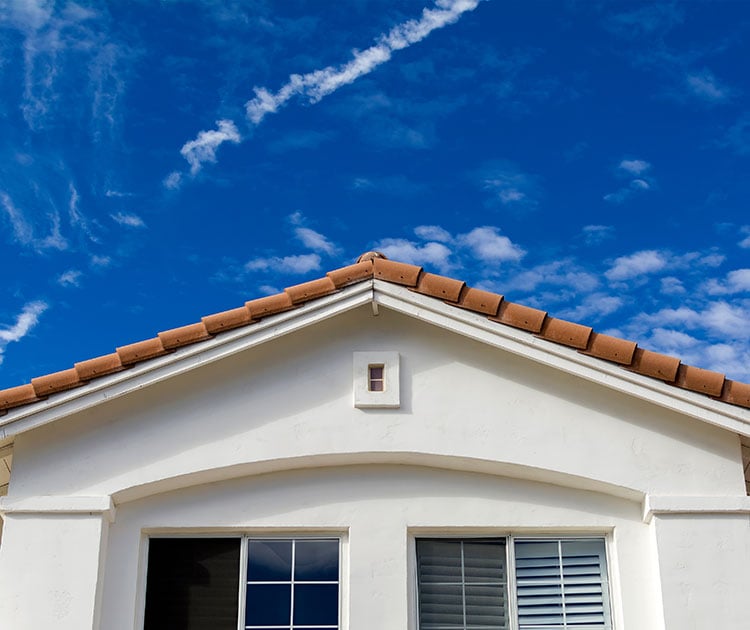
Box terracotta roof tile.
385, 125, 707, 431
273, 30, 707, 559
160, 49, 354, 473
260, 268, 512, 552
372, 257, 421, 286
582, 333, 637, 365
158, 322, 211, 350
245, 292, 295, 318
628, 348, 681, 382
414, 272, 465, 302
285, 277, 337, 304
455, 287, 503, 316
492, 301, 547, 333
539, 317, 592, 350
75, 353, 124, 381
327, 261, 374, 288
202, 307, 255, 334
32, 368, 82, 397
674, 364, 725, 398
117, 337, 168, 365
1, 252, 749, 416
0, 384, 40, 410
719, 380, 750, 409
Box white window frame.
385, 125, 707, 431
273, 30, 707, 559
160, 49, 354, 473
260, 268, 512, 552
353, 351, 400, 408
409, 531, 616, 630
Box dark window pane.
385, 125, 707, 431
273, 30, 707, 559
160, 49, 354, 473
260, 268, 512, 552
246, 584, 291, 626
293, 584, 339, 626
144, 537, 240, 630
417, 540, 462, 583
294, 539, 339, 581
248, 540, 293, 581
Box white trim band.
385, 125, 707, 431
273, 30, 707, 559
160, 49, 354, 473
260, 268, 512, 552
0, 495, 116, 521
643, 495, 750, 522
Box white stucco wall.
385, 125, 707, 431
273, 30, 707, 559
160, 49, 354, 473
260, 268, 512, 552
0, 304, 748, 628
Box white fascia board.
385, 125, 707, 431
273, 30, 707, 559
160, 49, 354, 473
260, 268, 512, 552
0, 282, 374, 439
642, 495, 750, 523
373, 281, 750, 437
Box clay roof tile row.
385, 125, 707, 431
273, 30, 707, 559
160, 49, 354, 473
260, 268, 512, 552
1, 253, 749, 417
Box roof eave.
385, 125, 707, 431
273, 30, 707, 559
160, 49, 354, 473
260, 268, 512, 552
1, 278, 749, 441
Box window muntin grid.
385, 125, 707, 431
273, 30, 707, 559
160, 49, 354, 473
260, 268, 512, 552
244, 538, 340, 630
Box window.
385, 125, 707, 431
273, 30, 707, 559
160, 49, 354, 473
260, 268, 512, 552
416, 537, 612, 630
368, 364, 385, 391
144, 537, 340, 630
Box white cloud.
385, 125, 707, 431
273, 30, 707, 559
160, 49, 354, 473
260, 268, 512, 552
581, 224, 614, 245
0, 301, 48, 365
374, 238, 453, 272
245, 253, 321, 275
111, 212, 146, 228
0, 190, 68, 251
685, 71, 730, 103
180, 119, 241, 175
703, 269, 750, 295
702, 301, 750, 339
605, 250, 668, 281
660, 276, 686, 295
295, 227, 337, 256
90, 255, 111, 267
415, 225, 451, 242
163, 171, 182, 190
501, 260, 599, 294
481, 164, 539, 207
458, 226, 526, 263
68, 183, 98, 243
57, 269, 82, 287
618, 159, 650, 175
245, 0, 480, 123
605, 159, 655, 203
558, 293, 624, 322
739, 226, 750, 249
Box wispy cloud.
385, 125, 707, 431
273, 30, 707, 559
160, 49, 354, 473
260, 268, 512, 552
739, 226, 750, 249
244, 253, 321, 274
480, 162, 540, 208
245, 0, 480, 123
0, 301, 48, 366
57, 269, 82, 287
605, 3, 684, 39
288, 212, 339, 256
581, 225, 614, 245
685, 70, 731, 103
414, 225, 452, 242
722, 113, 750, 156
604, 158, 654, 203
180, 119, 241, 176
111, 212, 146, 228
171, 0, 479, 180
1, 191, 68, 252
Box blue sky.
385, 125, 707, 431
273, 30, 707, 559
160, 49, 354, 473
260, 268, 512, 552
1, 0, 749, 389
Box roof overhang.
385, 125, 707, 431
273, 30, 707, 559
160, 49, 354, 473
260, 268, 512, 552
1, 279, 749, 441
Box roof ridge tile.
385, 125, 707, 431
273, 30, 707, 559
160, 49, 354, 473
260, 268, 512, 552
491, 301, 547, 333
413, 272, 465, 302
372, 258, 421, 286
158, 322, 211, 351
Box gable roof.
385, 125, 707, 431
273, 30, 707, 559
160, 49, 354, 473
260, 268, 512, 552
1, 252, 750, 419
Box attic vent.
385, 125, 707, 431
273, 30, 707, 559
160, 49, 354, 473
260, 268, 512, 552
354, 352, 400, 409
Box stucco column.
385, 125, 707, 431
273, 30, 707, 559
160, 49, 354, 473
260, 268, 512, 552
646, 497, 750, 630
0, 496, 113, 630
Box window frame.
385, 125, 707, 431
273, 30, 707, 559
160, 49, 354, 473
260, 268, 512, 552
409, 532, 616, 630
139, 531, 346, 630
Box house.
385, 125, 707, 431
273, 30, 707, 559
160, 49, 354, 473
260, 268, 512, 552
0, 251, 748, 630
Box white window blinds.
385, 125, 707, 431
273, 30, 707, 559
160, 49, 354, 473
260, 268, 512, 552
417, 539, 509, 630
514, 539, 611, 629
